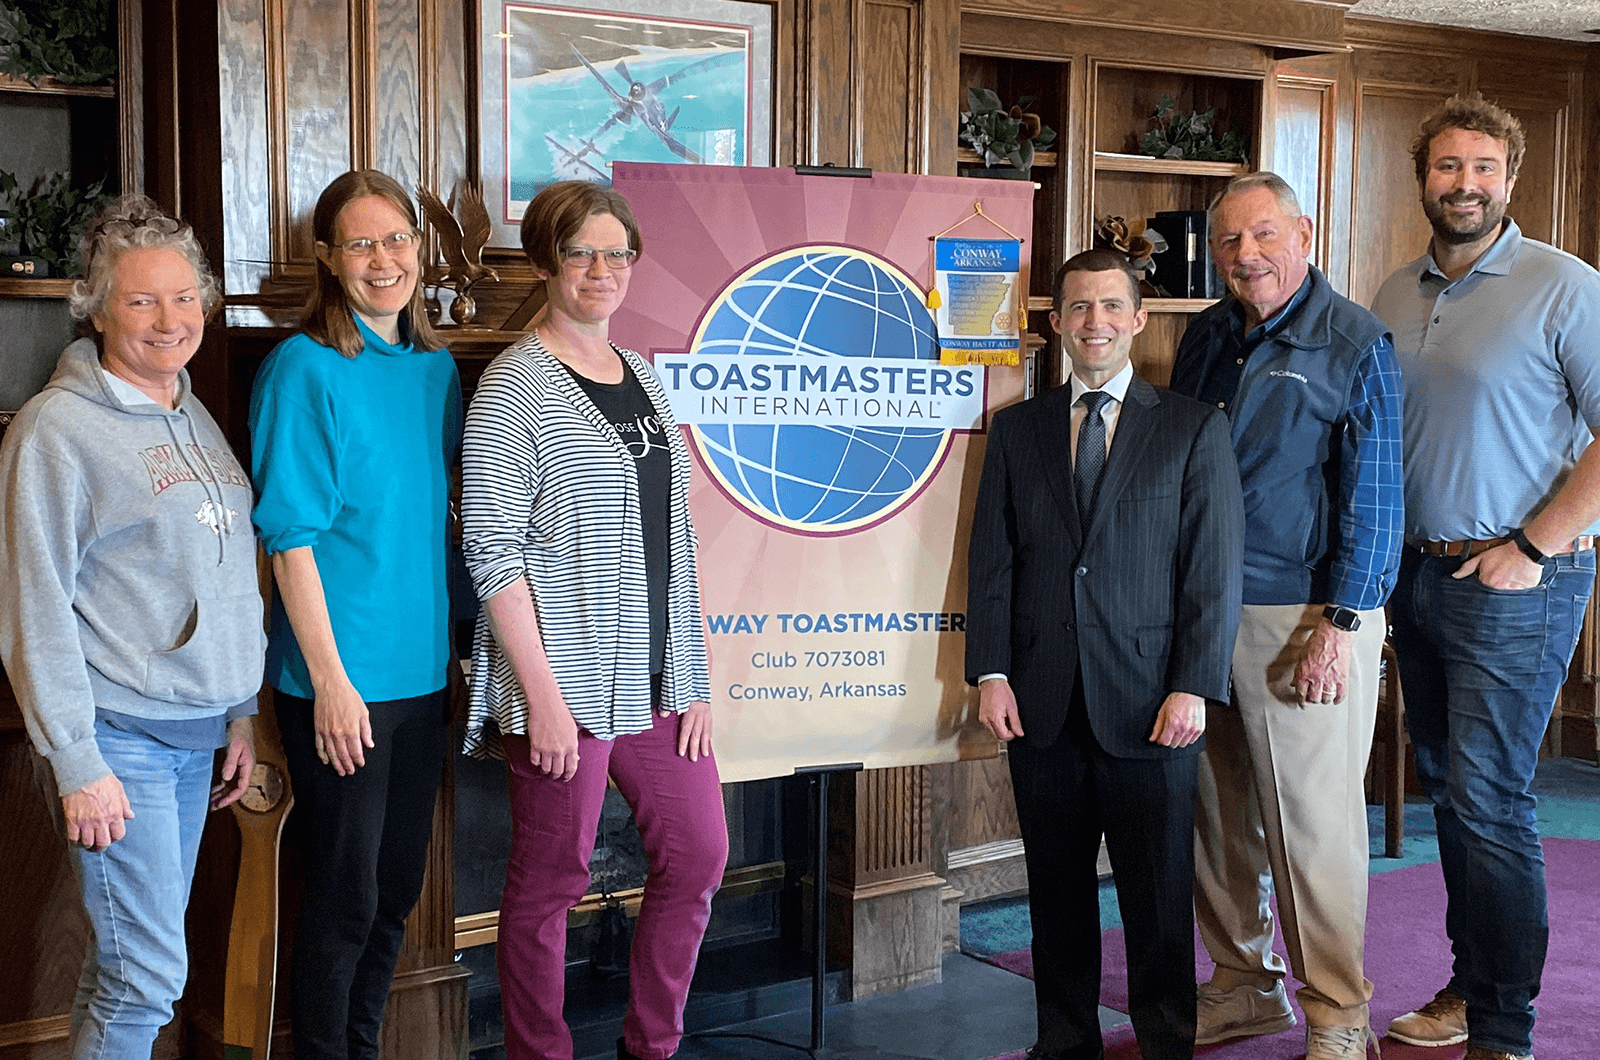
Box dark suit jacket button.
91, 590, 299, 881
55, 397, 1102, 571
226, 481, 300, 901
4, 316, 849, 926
1075, 566, 1088, 576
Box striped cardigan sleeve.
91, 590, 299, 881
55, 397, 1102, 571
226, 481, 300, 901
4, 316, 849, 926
460, 353, 543, 602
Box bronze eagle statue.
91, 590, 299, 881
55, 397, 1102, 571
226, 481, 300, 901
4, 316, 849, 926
418, 183, 499, 325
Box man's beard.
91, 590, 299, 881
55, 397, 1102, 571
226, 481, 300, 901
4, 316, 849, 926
1423, 190, 1507, 245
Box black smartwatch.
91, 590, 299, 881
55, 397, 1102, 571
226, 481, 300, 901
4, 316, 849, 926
1322, 605, 1361, 632
1511, 527, 1548, 565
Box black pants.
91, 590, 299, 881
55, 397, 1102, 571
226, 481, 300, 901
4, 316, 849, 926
278, 687, 449, 1060
1006, 682, 1198, 1060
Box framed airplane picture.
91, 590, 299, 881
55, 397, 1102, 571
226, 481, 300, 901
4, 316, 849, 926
477, 0, 775, 247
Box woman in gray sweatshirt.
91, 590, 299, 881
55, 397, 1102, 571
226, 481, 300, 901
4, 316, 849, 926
0, 196, 265, 1060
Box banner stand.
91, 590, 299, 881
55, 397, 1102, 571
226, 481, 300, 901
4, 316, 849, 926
694, 762, 936, 1060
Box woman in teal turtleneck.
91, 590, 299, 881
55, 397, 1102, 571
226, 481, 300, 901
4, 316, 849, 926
249, 169, 461, 1060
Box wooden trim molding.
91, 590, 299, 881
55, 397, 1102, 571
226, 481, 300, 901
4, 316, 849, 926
0, 1014, 71, 1049
1276, 72, 1338, 270
349, 0, 378, 169
959, 0, 1347, 56
264, 0, 291, 274
944, 837, 1025, 872
1348, 79, 1444, 296
116, 0, 143, 196
452, 861, 787, 950
1345, 13, 1592, 63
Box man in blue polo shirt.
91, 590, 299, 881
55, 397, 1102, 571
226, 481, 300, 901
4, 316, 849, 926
1371, 94, 1600, 1060
1170, 171, 1404, 1060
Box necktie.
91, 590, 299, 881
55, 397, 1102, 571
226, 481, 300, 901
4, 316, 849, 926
1075, 390, 1112, 530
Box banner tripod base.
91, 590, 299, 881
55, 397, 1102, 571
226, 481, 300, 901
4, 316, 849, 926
693, 766, 935, 1060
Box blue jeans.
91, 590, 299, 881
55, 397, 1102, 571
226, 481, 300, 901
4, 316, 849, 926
66, 720, 213, 1060
1390, 547, 1595, 1055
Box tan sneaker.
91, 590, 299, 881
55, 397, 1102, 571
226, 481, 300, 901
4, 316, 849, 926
1386, 987, 1468, 1046
1306, 1024, 1379, 1059
1194, 980, 1296, 1045
1462, 1049, 1532, 1060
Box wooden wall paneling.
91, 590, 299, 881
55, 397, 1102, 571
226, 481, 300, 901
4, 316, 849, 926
1273, 75, 1335, 273
1498, 102, 1560, 247
350, 0, 376, 167
1585, 53, 1600, 266
118, 0, 144, 196
420, 0, 467, 194
217, 0, 276, 302
801, 0, 855, 164
0, 740, 86, 1060
382, 757, 470, 1060
858, 0, 915, 173
278, 0, 353, 264
1274, 52, 1352, 292
137, 0, 177, 209
1130, 312, 1187, 388
831, 766, 945, 999
373, 0, 422, 190
959, 0, 1346, 56
924, 0, 959, 175
1346, 44, 1462, 96
1348, 82, 1440, 306
1474, 57, 1579, 252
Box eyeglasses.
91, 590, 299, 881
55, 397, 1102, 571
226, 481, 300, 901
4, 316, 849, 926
560, 245, 638, 270
322, 230, 419, 258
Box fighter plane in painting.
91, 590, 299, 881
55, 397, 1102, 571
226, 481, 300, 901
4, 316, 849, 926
567, 43, 741, 165
543, 133, 609, 182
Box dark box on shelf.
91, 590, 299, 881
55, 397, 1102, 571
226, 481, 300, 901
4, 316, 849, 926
2, 255, 50, 278
1149, 211, 1221, 299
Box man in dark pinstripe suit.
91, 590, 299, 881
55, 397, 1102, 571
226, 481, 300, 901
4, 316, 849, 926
967, 249, 1244, 1060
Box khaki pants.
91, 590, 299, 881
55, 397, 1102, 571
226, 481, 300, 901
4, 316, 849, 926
1194, 602, 1385, 1027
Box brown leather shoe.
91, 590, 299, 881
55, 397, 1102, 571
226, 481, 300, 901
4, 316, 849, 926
1386, 987, 1468, 1046
1462, 1048, 1533, 1060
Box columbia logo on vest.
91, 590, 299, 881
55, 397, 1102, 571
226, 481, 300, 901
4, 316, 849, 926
1269, 369, 1310, 384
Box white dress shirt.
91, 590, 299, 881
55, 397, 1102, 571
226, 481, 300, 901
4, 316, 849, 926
1068, 361, 1134, 469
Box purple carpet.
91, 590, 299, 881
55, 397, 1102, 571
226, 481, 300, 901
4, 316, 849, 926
983, 838, 1599, 1060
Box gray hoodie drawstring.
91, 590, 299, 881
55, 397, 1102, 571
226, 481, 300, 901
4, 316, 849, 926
167, 408, 228, 565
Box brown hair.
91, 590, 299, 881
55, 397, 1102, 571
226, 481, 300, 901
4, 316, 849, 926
1053, 248, 1142, 316
1410, 93, 1526, 183
72, 194, 222, 323
301, 169, 444, 358
518, 180, 643, 276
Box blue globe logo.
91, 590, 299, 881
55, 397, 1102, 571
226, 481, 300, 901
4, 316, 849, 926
687, 246, 949, 533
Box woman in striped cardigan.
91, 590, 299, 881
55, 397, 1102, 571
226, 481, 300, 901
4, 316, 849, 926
460, 181, 727, 1060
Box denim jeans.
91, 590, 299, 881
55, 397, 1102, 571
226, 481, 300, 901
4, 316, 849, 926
1390, 547, 1595, 1055
67, 720, 213, 1060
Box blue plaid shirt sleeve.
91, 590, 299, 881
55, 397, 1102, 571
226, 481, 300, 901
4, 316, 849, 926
1327, 334, 1405, 612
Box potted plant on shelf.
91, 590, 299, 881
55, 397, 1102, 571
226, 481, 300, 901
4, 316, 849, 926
959, 88, 1057, 179
1140, 96, 1248, 163
0, 170, 112, 279
0, 0, 118, 86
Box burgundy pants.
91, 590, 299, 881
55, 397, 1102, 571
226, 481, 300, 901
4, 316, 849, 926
499, 710, 728, 1060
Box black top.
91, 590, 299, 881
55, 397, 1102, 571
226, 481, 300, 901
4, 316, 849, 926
565, 356, 671, 676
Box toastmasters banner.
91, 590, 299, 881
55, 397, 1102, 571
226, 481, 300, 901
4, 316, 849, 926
610, 162, 1032, 783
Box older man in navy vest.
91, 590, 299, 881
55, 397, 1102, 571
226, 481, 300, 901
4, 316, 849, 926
1169, 171, 1404, 1060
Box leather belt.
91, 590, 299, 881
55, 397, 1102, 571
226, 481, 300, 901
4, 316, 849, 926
1407, 535, 1595, 558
